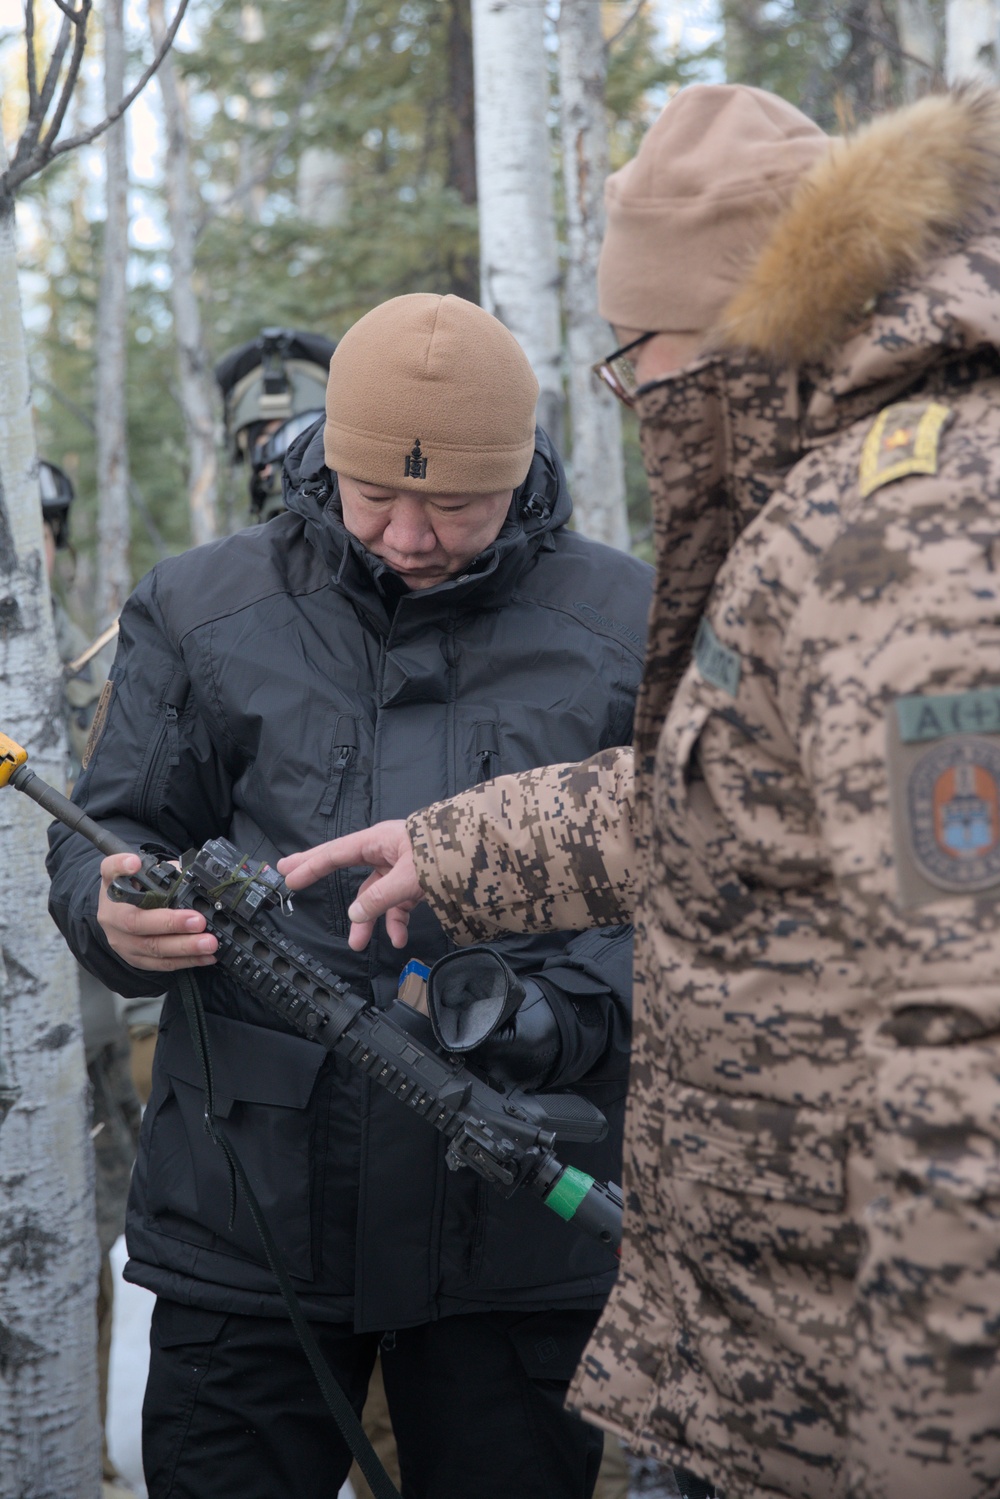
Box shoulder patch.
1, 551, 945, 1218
81, 679, 113, 770
694, 616, 741, 697
859, 400, 953, 499
888, 690, 1000, 905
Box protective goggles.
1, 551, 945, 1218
250, 409, 325, 472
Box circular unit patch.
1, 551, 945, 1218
907, 734, 1000, 892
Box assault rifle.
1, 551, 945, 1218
1, 736, 623, 1249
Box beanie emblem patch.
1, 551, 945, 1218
404, 439, 428, 480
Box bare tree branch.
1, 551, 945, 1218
37, 0, 94, 163
199, 0, 360, 234
828, 2, 941, 78
24, 0, 39, 118
1, 0, 192, 196
10, 13, 71, 174
604, 0, 646, 51
50, 0, 191, 156
48, 0, 85, 19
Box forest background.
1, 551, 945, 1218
4, 0, 961, 635
0, 1, 982, 1490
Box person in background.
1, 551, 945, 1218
42, 459, 143, 1499
215, 325, 336, 525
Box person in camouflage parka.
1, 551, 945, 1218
285, 86, 1000, 1498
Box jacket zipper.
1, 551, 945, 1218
134, 672, 189, 825
320, 741, 357, 818
474, 721, 500, 783
322, 716, 359, 934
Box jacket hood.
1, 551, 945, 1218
716, 85, 1000, 368
281, 417, 573, 609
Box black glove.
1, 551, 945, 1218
426, 947, 562, 1091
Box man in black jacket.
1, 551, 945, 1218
47, 294, 651, 1499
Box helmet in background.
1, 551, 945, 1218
215, 327, 336, 519
249, 408, 324, 522
39, 459, 74, 549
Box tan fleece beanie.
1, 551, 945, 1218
324, 293, 539, 493
598, 84, 830, 334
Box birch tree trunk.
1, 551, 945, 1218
151, 0, 219, 546
557, 0, 628, 550
471, 0, 564, 451
896, 0, 942, 98
0, 156, 100, 1498
445, 0, 478, 302
946, 0, 1000, 79
722, 0, 765, 82
95, 0, 132, 625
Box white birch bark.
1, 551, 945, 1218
95, 0, 132, 625
151, 0, 219, 546
557, 0, 629, 550
896, 0, 942, 97
946, 0, 1000, 80
471, 0, 565, 450
0, 150, 100, 1498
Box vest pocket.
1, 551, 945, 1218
144, 1011, 326, 1280
661, 1082, 847, 1212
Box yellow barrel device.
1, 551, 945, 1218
0, 733, 28, 787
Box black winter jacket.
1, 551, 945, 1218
48, 426, 652, 1331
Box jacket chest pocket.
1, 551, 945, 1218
648, 692, 751, 935
131, 671, 190, 826
472, 720, 500, 784
654, 1082, 859, 1285
144, 1011, 326, 1281
320, 715, 359, 821
450, 716, 502, 795
320, 715, 360, 935
661, 1083, 848, 1213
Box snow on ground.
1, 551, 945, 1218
107, 1236, 151, 1497
105, 1236, 355, 1498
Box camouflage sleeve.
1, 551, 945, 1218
405, 747, 636, 943
788, 464, 1000, 1495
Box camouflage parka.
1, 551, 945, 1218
403, 89, 1000, 1498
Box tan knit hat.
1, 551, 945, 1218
324, 293, 539, 493
598, 84, 830, 334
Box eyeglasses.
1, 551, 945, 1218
591, 332, 655, 407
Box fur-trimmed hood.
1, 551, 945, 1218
716, 86, 1000, 368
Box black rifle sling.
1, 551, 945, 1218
174, 969, 402, 1499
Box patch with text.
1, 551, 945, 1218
888, 689, 1000, 903
694, 616, 741, 697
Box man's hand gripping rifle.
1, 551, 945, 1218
1, 734, 622, 1248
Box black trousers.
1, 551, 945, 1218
143, 1299, 605, 1499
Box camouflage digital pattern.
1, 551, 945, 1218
407, 747, 637, 941
407, 91, 1000, 1497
